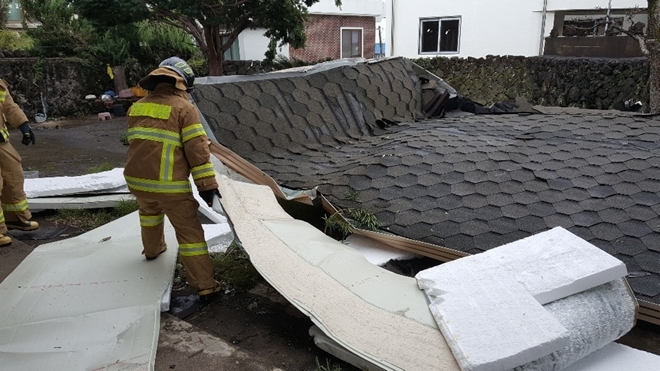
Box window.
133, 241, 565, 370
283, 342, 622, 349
341, 28, 363, 58
419, 17, 461, 54
222, 36, 240, 61
7, 0, 22, 22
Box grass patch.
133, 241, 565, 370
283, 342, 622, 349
210, 242, 260, 291
47, 200, 138, 230
87, 162, 115, 173
315, 357, 343, 371
119, 131, 129, 145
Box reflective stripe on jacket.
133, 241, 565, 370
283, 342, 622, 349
123, 81, 217, 198
0, 79, 29, 142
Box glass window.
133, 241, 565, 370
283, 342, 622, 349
7, 0, 22, 22
222, 36, 240, 61
419, 17, 461, 54
341, 29, 363, 58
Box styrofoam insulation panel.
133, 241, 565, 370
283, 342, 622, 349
24, 168, 128, 198
415, 227, 629, 371
28, 194, 135, 211
419, 268, 570, 371
344, 234, 420, 266
203, 223, 234, 254
416, 227, 627, 306
562, 343, 660, 371
0, 211, 178, 370
517, 278, 637, 370
215, 174, 460, 371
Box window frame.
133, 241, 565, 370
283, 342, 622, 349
418, 16, 462, 55
340, 27, 364, 59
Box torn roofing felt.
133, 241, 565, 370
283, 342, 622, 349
192, 57, 660, 311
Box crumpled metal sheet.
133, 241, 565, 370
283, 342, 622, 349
214, 173, 460, 371
0, 212, 178, 371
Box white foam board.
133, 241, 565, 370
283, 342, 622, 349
416, 227, 627, 306
0, 211, 178, 370
415, 227, 629, 371
203, 223, 234, 253
562, 343, 660, 371
421, 268, 570, 371
24, 168, 128, 198
344, 234, 420, 266
28, 194, 135, 211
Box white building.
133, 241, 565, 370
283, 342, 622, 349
385, 0, 647, 59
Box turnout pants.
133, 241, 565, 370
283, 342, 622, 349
136, 195, 216, 292
0, 141, 31, 235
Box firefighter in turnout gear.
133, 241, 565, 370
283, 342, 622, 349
124, 57, 221, 300
0, 79, 38, 247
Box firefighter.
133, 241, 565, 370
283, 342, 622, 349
0, 79, 38, 247
124, 57, 221, 300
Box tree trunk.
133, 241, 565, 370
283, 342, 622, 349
649, 0, 660, 112
649, 41, 660, 112
111, 65, 130, 93
206, 48, 224, 76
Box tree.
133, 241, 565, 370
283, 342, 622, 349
20, 0, 202, 90
603, 2, 660, 112
647, 1, 660, 112
72, 0, 341, 76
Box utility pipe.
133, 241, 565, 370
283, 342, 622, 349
539, 0, 548, 55
604, 0, 613, 33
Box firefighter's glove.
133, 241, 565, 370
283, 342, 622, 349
19, 123, 35, 146
199, 189, 221, 207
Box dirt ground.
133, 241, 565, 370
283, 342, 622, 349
8, 115, 358, 371
5, 115, 660, 370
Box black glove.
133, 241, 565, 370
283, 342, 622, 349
199, 189, 221, 207
18, 123, 35, 146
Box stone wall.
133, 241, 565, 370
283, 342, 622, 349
0, 58, 111, 120
413, 56, 649, 111
0, 58, 271, 120
1, 55, 649, 118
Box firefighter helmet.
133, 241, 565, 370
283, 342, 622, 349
159, 57, 195, 90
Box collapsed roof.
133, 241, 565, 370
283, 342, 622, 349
192, 57, 660, 321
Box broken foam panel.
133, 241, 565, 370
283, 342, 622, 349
516, 278, 637, 370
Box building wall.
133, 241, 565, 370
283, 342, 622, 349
386, 0, 645, 59
310, 0, 384, 18
238, 28, 290, 61
290, 15, 376, 62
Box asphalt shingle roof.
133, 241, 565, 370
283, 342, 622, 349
193, 58, 660, 306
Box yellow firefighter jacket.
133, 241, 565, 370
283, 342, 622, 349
0, 79, 29, 142
124, 72, 217, 199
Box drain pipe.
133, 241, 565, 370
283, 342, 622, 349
539, 0, 548, 55
390, 0, 395, 57
604, 0, 613, 34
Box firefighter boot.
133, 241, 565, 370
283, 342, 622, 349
145, 246, 168, 261
0, 234, 11, 247
198, 281, 222, 305
6, 220, 39, 231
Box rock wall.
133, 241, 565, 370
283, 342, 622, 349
0, 58, 111, 120
414, 56, 649, 111
0, 58, 269, 120
0, 55, 649, 118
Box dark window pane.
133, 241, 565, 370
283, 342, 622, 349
342, 30, 352, 57
421, 20, 439, 53
342, 30, 362, 58
352, 30, 362, 57
440, 19, 460, 52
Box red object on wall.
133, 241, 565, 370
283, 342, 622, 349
290, 15, 376, 62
